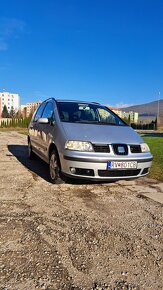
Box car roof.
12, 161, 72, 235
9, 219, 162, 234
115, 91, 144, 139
55, 99, 100, 105
41, 98, 101, 106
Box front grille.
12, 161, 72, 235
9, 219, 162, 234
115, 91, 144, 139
130, 145, 141, 153
92, 144, 110, 153
92, 143, 142, 155
98, 169, 141, 177
112, 144, 128, 155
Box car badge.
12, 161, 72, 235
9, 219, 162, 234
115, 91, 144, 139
118, 146, 125, 154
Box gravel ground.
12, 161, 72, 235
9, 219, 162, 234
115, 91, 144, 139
0, 131, 162, 290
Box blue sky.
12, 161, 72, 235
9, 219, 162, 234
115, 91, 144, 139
0, 0, 162, 106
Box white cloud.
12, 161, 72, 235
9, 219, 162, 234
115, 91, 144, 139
114, 102, 134, 108
105, 102, 135, 109
0, 18, 26, 51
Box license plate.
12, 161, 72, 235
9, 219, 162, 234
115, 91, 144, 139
107, 161, 137, 169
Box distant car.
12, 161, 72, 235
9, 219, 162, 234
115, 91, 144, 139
28, 98, 153, 183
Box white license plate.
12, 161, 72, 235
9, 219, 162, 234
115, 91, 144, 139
107, 161, 137, 169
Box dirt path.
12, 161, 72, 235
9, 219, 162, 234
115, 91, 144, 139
0, 131, 162, 290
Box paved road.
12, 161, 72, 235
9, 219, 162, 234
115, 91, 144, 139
0, 131, 162, 290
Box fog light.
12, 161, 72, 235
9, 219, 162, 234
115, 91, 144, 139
70, 167, 76, 174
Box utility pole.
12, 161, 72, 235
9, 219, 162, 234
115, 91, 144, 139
156, 91, 161, 129
157, 91, 160, 120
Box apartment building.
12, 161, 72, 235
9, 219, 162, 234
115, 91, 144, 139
0, 91, 20, 117
20, 100, 42, 117
26, 100, 42, 116
109, 107, 123, 118
19, 105, 27, 118
109, 106, 139, 124
122, 111, 139, 123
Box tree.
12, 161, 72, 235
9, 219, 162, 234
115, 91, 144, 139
9, 106, 15, 118
122, 116, 131, 126
1, 105, 9, 118
128, 114, 131, 125
155, 117, 157, 130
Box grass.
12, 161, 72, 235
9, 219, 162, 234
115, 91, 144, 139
143, 136, 163, 181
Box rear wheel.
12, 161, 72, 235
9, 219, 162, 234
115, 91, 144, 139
49, 149, 63, 184
28, 140, 35, 159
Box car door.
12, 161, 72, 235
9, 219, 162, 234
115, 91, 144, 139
39, 101, 56, 160
29, 102, 47, 154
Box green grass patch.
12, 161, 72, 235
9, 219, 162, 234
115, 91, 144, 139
143, 136, 163, 181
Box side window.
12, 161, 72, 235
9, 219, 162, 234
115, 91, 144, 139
33, 103, 46, 122
42, 102, 54, 120
97, 108, 116, 124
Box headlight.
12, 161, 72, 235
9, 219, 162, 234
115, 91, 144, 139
65, 141, 94, 152
140, 143, 150, 153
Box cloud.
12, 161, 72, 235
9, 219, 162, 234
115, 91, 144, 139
0, 18, 26, 51
115, 102, 134, 108
105, 102, 135, 109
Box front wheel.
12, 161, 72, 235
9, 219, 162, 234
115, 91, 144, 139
49, 150, 63, 184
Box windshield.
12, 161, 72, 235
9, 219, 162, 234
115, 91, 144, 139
57, 102, 127, 126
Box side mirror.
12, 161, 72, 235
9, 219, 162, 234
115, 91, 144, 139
50, 119, 56, 126
37, 118, 49, 124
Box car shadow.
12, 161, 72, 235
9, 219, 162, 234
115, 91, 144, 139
8, 144, 50, 182
8, 144, 111, 185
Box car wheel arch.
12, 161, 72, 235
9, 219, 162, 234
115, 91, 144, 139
48, 145, 64, 184
48, 143, 61, 166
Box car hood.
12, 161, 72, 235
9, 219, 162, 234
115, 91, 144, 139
61, 123, 143, 144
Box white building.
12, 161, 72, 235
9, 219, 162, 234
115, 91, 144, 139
0, 91, 20, 117
109, 107, 139, 124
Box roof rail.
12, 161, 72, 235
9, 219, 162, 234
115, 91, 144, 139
43, 97, 56, 102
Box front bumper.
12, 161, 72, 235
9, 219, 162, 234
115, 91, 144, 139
60, 151, 153, 180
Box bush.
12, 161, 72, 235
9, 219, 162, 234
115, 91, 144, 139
0, 117, 31, 128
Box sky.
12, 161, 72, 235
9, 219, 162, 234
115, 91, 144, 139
0, 0, 162, 107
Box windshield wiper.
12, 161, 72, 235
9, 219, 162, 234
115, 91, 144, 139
97, 121, 118, 125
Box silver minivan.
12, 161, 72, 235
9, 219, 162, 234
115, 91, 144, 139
28, 98, 153, 183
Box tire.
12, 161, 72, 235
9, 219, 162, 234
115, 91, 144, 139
28, 140, 35, 160
49, 149, 63, 184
